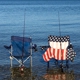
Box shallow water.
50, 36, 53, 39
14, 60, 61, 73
0, 64, 80, 80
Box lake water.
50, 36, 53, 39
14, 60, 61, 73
0, 1, 80, 79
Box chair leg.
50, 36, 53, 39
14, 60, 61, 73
66, 60, 69, 68
47, 61, 49, 69
30, 55, 32, 73
55, 59, 58, 65
10, 56, 13, 68
59, 60, 63, 69
11, 59, 12, 68
30, 55, 32, 80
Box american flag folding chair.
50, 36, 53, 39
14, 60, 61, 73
4, 36, 32, 70
43, 35, 76, 69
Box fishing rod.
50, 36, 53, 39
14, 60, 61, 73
58, 11, 61, 36
58, 11, 63, 67
58, 11, 62, 49
22, 9, 26, 66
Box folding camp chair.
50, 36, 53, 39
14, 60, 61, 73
5, 36, 32, 69
43, 35, 76, 69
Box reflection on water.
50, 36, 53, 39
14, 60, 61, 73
0, 65, 80, 80
11, 67, 33, 80
43, 68, 75, 80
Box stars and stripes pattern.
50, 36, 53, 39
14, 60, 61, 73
43, 47, 67, 61
43, 35, 76, 62
48, 35, 70, 42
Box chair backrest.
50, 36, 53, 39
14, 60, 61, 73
11, 36, 32, 58
48, 35, 70, 60
48, 35, 70, 49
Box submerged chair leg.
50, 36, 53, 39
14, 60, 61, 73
10, 56, 13, 68
10, 46, 13, 68
47, 61, 49, 70
11, 58, 12, 68
66, 60, 69, 68
30, 46, 32, 72
30, 55, 32, 72
30, 53, 32, 80
55, 59, 58, 65
30, 45, 33, 80
59, 60, 63, 69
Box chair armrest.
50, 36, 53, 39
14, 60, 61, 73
4, 45, 11, 49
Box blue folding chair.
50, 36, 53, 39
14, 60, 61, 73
5, 36, 32, 69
